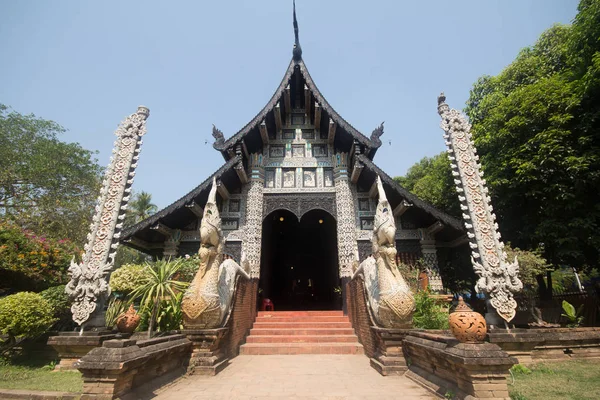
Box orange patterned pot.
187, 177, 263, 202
116, 304, 141, 334
448, 296, 487, 343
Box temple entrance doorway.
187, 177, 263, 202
259, 209, 339, 310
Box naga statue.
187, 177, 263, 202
181, 178, 250, 329
353, 176, 415, 328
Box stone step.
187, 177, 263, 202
240, 342, 364, 355
249, 328, 355, 336
246, 335, 359, 344
255, 316, 349, 323
257, 311, 344, 317
252, 322, 352, 329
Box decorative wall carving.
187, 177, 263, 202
263, 193, 337, 222
65, 106, 150, 327
242, 154, 265, 278
438, 93, 523, 322
333, 153, 359, 278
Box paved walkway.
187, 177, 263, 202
149, 355, 436, 400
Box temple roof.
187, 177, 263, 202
212, 3, 383, 159
120, 155, 241, 248
357, 154, 464, 234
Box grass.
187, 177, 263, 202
0, 355, 83, 393
509, 360, 600, 400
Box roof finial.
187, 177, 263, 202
293, 0, 302, 61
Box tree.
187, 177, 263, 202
115, 191, 158, 268
394, 152, 461, 218
127, 191, 158, 226
0, 104, 102, 247
463, 2, 600, 270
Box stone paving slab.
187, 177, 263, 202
141, 355, 437, 400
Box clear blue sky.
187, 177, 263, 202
0, 0, 578, 209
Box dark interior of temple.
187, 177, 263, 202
259, 208, 339, 310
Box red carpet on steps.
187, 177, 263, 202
240, 310, 364, 355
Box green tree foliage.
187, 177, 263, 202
464, 1, 600, 269
0, 104, 102, 247
0, 220, 80, 291
0, 292, 56, 353
394, 153, 461, 218
109, 264, 149, 294
114, 191, 157, 268
39, 285, 73, 331
412, 290, 450, 329
126, 191, 157, 226
504, 244, 550, 287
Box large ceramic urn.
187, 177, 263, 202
115, 305, 141, 334
448, 296, 487, 343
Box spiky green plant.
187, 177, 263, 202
129, 258, 189, 338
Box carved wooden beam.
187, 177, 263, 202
235, 161, 249, 184
284, 85, 291, 121
185, 202, 204, 218
427, 221, 444, 236
227, 148, 235, 158
350, 161, 364, 184
217, 179, 230, 200
369, 180, 378, 198
328, 118, 337, 145
274, 102, 282, 134
446, 235, 469, 248
241, 140, 250, 160
304, 85, 311, 121
314, 102, 321, 130
123, 236, 151, 250
259, 120, 269, 145
393, 200, 413, 217
150, 222, 172, 237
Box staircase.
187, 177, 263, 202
240, 310, 363, 355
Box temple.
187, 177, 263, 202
120, 5, 468, 312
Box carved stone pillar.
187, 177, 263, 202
438, 93, 523, 322
163, 229, 181, 258
243, 153, 264, 279
334, 153, 358, 314
419, 229, 444, 292
333, 153, 358, 278
65, 106, 149, 327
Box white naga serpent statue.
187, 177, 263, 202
353, 176, 415, 328
181, 178, 250, 329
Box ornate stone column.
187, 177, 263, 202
437, 93, 523, 322
243, 153, 264, 279
418, 229, 444, 292
163, 229, 182, 258
333, 153, 359, 313
65, 106, 150, 327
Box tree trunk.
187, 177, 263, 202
536, 274, 548, 299
147, 298, 160, 339
546, 270, 553, 300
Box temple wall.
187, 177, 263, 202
225, 278, 259, 357
347, 276, 377, 358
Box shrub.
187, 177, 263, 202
39, 285, 73, 330
0, 221, 80, 291
412, 290, 449, 329
109, 264, 148, 294
105, 297, 128, 329
0, 292, 56, 352
177, 255, 200, 283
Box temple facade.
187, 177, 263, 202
120, 14, 468, 311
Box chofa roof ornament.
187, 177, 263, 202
437, 93, 523, 322
293, 0, 302, 61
